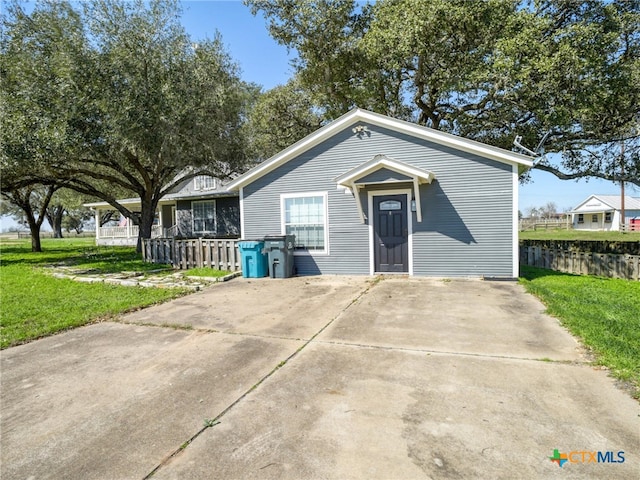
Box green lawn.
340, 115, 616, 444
0, 238, 187, 349
183, 267, 231, 278
520, 230, 640, 241
519, 266, 640, 397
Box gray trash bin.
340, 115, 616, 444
263, 234, 295, 278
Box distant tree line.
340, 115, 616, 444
3, 0, 638, 251
523, 202, 567, 220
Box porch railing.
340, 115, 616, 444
163, 225, 179, 238
142, 238, 240, 272
98, 225, 162, 239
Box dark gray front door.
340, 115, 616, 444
374, 195, 408, 273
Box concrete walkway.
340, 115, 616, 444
1, 276, 638, 479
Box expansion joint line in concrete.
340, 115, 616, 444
311, 339, 590, 365
117, 318, 309, 343
141, 278, 381, 479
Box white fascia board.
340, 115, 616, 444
83, 198, 141, 208
226, 110, 362, 191
570, 195, 617, 213
227, 108, 533, 191
335, 155, 435, 186
570, 194, 600, 211
570, 206, 617, 214
355, 109, 534, 168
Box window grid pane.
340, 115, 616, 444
195, 176, 216, 190
193, 201, 216, 232
284, 196, 325, 250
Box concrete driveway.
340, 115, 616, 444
1, 276, 638, 479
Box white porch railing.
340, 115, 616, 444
98, 225, 163, 239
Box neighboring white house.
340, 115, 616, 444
84, 175, 240, 246
570, 195, 640, 231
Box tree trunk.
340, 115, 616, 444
25, 214, 43, 252
2, 184, 58, 252
136, 196, 158, 254
99, 211, 115, 227
46, 204, 65, 238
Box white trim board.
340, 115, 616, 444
227, 108, 533, 192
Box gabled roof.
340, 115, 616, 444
83, 176, 236, 209
334, 154, 435, 223
334, 154, 435, 187
571, 194, 640, 213
227, 108, 533, 191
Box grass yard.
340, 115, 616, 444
519, 266, 640, 397
183, 267, 231, 278
520, 229, 640, 241
0, 238, 187, 349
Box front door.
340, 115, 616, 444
373, 194, 408, 273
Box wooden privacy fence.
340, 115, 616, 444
143, 238, 240, 272
520, 246, 640, 281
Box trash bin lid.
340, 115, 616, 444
238, 240, 265, 249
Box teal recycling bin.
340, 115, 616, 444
238, 240, 268, 278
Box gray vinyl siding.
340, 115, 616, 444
175, 196, 240, 238
243, 123, 514, 277
356, 168, 412, 184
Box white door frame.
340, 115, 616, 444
368, 188, 413, 275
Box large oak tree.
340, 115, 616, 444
247, 0, 639, 187
2, 0, 253, 251
1, 0, 83, 250
245, 77, 324, 160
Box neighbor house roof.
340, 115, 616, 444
83, 175, 237, 209
84, 190, 238, 209
571, 195, 640, 213
226, 108, 533, 191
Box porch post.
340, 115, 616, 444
413, 177, 423, 222
94, 209, 101, 240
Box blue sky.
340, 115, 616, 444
1, 0, 632, 231
179, 1, 627, 214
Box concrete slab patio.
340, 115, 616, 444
1, 276, 638, 479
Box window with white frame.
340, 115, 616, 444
605, 211, 612, 223
194, 175, 217, 191
192, 200, 216, 233
577, 214, 584, 224
282, 193, 327, 252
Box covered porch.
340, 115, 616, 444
86, 198, 176, 246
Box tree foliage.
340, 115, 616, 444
0, 0, 83, 250
0, 185, 58, 251
245, 77, 323, 160
1, 0, 253, 251
247, 0, 639, 186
